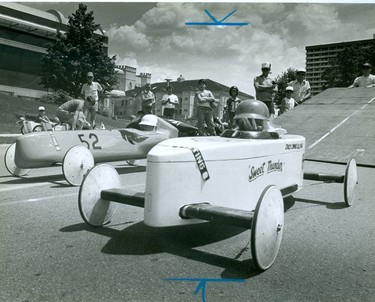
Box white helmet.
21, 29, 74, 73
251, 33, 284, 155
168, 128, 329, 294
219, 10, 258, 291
285, 86, 294, 92
38, 106, 45, 111
139, 114, 158, 127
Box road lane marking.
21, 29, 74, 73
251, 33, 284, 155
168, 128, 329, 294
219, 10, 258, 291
0, 181, 59, 193
0, 193, 76, 206
308, 97, 375, 150
0, 183, 144, 206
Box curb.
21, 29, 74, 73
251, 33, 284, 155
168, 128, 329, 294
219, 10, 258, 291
0, 134, 20, 145
0, 134, 22, 137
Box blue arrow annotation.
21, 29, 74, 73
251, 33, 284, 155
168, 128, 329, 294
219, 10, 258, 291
164, 277, 246, 302
185, 9, 249, 27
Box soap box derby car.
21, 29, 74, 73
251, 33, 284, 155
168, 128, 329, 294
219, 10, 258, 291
77, 100, 358, 271
4, 116, 188, 186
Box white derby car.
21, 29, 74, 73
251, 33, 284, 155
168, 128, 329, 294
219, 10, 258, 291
78, 128, 358, 271
4, 116, 178, 186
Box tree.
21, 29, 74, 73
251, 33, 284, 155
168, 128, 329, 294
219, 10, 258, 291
274, 68, 297, 105
322, 41, 375, 89
39, 3, 117, 98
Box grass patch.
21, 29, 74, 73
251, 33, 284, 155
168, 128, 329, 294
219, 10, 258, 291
1, 93, 130, 134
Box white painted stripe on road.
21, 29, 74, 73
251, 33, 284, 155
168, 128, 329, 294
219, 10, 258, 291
308, 96, 375, 150
0, 181, 58, 193
0, 193, 76, 206
0, 183, 144, 206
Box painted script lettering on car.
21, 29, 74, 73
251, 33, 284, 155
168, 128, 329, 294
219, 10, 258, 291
267, 160, 283, 173
248, 162, 265, 182
249, 160, 284, 182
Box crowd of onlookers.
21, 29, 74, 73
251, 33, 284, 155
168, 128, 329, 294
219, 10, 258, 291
36, 62, 374, 134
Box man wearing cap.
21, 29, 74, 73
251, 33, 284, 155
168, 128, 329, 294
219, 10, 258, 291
348, 63, 375, 88
254, 62, 278, 118
161, 86, 179, 119
288, 68, 311, 104
80, 72, 103, 128
141, 83, 156, 114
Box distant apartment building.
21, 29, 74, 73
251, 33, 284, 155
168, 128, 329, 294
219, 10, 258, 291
306, 35, 375, 95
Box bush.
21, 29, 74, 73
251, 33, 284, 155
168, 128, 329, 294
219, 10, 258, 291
39, 90, 72, 105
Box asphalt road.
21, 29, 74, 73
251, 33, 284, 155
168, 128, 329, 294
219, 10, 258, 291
1, 143, 374, 302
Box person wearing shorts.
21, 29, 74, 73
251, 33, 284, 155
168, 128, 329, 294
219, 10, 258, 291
56, 98, 92, 130
161, 86, 179, 119
80, 72, 103, 128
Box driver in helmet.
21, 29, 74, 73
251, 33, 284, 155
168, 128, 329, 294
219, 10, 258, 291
37, 106, 52, 124
138, 114, 158, 131
234, 99, 269, 131
227, 99, 287, 137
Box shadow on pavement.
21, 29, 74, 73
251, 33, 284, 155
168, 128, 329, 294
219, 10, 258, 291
60, 221, 261, 278
1, 165, 146, 187
286, 195, 347, 210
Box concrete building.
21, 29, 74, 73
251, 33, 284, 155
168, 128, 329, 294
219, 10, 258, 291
306, 36, 375, 95
114, 65, 152, 92
115, 65, 136, 91
0, 2, 149, 119
0, 2, 108, 99
122, 76, 253, 120
0, 2, 252, 122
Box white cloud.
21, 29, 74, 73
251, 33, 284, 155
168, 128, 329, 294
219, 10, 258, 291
106, 2, 375, 95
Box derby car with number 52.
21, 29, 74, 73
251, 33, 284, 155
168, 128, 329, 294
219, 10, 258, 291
78, 100, 358, 271
4, 115, 178, 186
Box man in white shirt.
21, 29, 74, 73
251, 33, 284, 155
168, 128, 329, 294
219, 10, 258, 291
254, 62, 278, 118
348, 63, 375, 88
288, 68, 311, 104
80, 72, 103, 128
141, 83, 155, 114
161, 86, 179, 119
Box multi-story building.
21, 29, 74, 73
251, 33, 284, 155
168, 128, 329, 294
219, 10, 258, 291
0, 2, 108, 99
121, 77, 253, 120
0, 3, 252, 121
306, 35, 375, 95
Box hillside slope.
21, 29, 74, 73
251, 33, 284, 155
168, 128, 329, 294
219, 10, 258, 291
1, 93, 130, 134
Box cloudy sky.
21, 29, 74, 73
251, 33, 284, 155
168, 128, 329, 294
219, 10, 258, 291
20, 1, 375, 95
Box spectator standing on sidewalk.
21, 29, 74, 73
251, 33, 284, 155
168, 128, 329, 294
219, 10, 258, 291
348, 63, 375, 88
280, 86, 296, 114
80, 71, 103, 128
226, 86, 241, 129
288, 68, 311, 104
161, 86, 179, 119
141, 83, 155, 114
195, 79, 216, 136
254, 62, 278, 119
